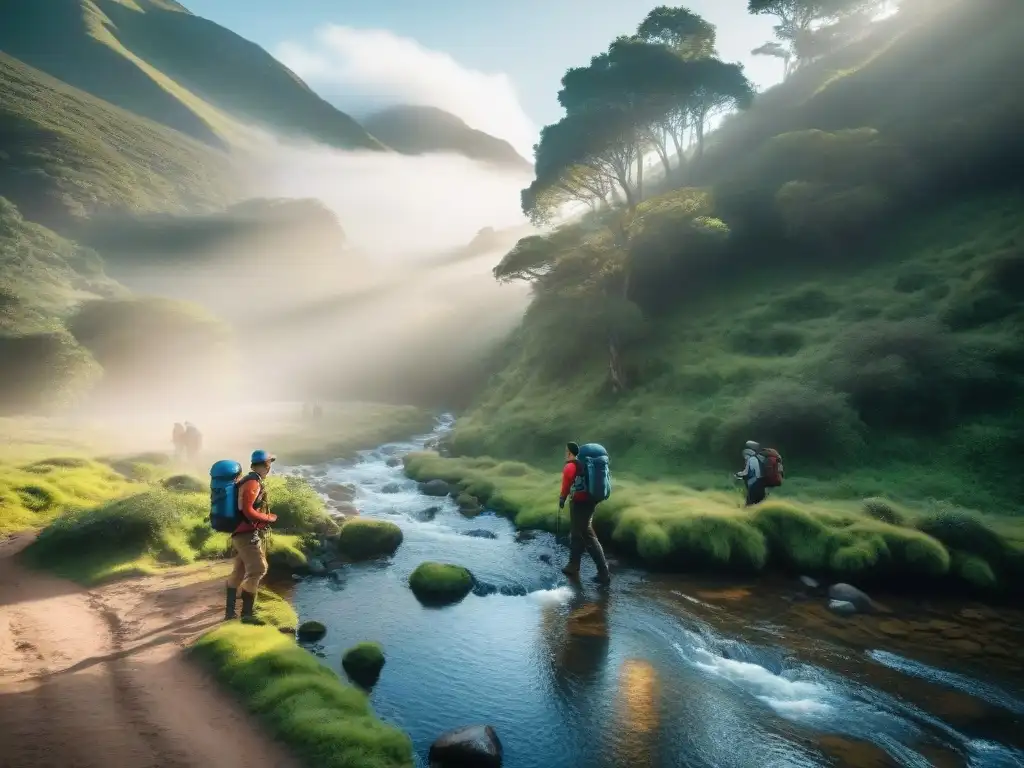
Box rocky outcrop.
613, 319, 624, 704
828, 583, 874, 613
419, 479, 451, 497
429, 724, 503, 768
325, 483, 357, 502
462, 529, 497, 540
456, 494, 483, 516
381, 482, 401, 494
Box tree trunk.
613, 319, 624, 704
636, 148, 645, 203
607, 337, 626, 394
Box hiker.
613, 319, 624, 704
736, 444, 766, 507
224, 450, 278, 622
183, 422, 202, 463
171, 422, 186, 461
559, 442, 611, 585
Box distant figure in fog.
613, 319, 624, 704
172, 422, 186, 461
183, 422, 202, 463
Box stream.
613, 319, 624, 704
283, 417, 1024, 768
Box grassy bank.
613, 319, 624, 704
191, 624, 412, 768
404, 452, 1024, 595
20, 472, 336, 585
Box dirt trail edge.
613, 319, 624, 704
0, 534, 299, 768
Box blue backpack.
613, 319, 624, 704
571, 443, 612, 502
209, 459, 243, 532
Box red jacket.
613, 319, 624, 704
233, 476, 277, 535
560, 461, 588, 503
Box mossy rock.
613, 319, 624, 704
336, 518, 403, 560
297, 620, 327, 642
160, 474, 206, 493
409, 561, 473, 605
342, 641, 386, 688
456, 493, 483, 516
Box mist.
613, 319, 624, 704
76, 128, 537, 419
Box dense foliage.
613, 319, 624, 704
466, 0, 1024, 513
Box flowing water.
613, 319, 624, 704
284, 417, 1024, 768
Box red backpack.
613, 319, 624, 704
758, 448, 784, 487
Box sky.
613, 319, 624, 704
184, 0, 780, 158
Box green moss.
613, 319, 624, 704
190, 624, 413, 768
402, 451, 1020, 592
862, 497, 906, 526
408, 562, 473, 605
161, 474, 205, 493
342, 642, 386, 689
952, 551, 998, 590
297, 620, 326, 642
253, 587, 297, 632
336, 519, 403, 561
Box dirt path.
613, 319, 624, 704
0, 534, 300, 768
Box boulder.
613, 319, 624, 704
828, 583, 874, 613
336, 519, 404, 560
386, 456, 403, 468
306, 558, 328, 576
414, 506, 440, 522
419, 479, 451, 497
828, 599, 858, 617
297, 620, 327, 642
409, 562, 474, 605
462, 529, 497, 540
342, 642, 386, 689
429, 725, 503, 768
331, 501, 359, 517
325, 483, 357, 502
456, 494, 483, 516
381, 482, 402, 494
799, 575, 820, 590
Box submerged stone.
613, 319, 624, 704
429, 724, 503, 768
828, 599, 858, 617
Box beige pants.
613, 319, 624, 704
226, 532, 268, 594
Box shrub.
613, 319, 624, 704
728, 324, 805, 356
408, 562, 473, 605
951, 552, 998, 590
23, 489, 215, 583
713, 380, 864, 463
862, 497, 906, 526
162, 474, 205, 493
821, 319, 996, 430
253, 587, 298, 632
915, 503, 1007, 565
191, 624, 413, 768
342, 642, 386, 689
264, 476, 334, 535
336, 519, 403, 560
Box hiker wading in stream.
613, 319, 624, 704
225, 450, 278, 622
560, 442, 611, 585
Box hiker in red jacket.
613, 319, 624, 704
224, 450, 278, 622
559, 442, 611, 585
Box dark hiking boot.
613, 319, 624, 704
239, 590, 265, 625
593, 572, 611, 586
224, 587, 238, 620
561, 566, 581, 579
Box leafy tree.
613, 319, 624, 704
636, 6, 718, 59
752, 41, 793, 80
748, 0, 883, 74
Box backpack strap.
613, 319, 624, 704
237, 471, 267, 518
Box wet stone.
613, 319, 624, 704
828, 599, 858, 617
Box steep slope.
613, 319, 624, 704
454, 0, 1024, 514
0, 52, 233, 232
0, 0, 384, 151
362, 105, 532, 171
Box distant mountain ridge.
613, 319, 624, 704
0, 0, 384, 151
362, 105, 533, 171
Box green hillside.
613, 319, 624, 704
362, 105, 532, 171
453, 0, 1024, 516
0, 0, 383, 151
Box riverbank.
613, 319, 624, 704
402, 451, 1024, 597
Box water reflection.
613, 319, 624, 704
610, 658, 662, 768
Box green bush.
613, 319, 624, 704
23, 488, 215, 583
862, 497, 906, 526
161, 474, 205, 493
408, 562, 473, 605
191, 624, 413, 768
713, 380, 864, 463
265, 476, 336, 535
915, 503, 1007, 565
342, 642, 386, 689
336, 519, 403, 560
